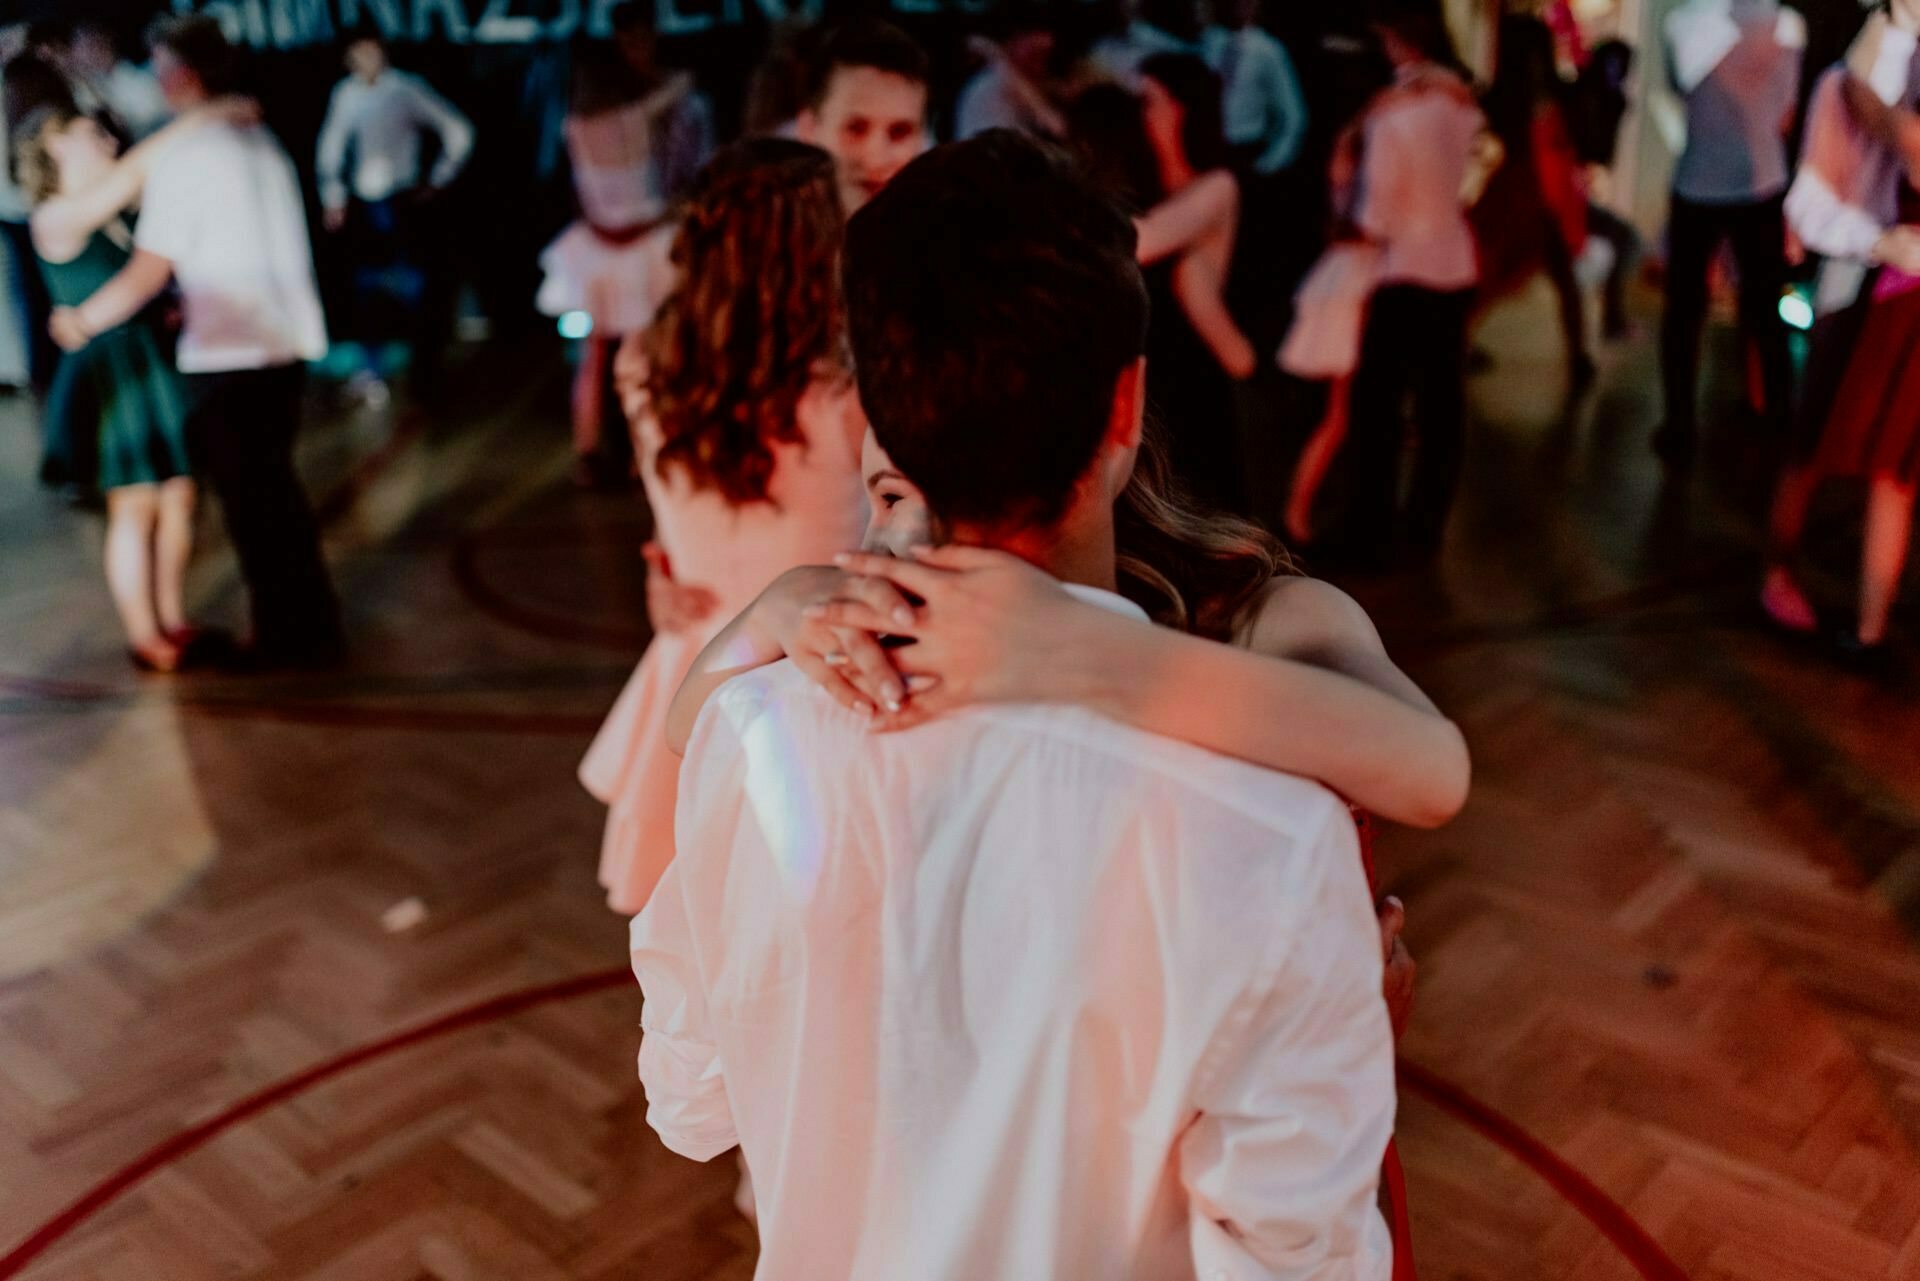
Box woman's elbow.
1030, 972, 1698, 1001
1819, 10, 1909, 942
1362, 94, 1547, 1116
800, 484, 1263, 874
1405, 721, 1471, 829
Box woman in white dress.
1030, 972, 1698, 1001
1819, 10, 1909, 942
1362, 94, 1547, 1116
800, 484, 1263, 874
538, 33, 711, 487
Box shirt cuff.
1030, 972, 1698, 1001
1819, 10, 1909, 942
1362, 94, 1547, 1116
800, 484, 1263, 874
1787, 173, 1886, 262
636, 1024, 737, 1162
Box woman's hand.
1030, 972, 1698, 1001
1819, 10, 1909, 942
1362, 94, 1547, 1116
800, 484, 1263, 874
1378, 896, 1415, 1041
812, 546, 1098, 730
752, 565, 924, 719
48, 307, 89, 352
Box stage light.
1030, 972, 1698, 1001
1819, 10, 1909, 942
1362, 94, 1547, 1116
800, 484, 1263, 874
1779, 291, 1814, 332
558, 310, 593, 340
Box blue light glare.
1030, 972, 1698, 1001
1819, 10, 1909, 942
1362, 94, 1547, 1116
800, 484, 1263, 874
558, 310, 594, 340
1779, 292, 1814, 332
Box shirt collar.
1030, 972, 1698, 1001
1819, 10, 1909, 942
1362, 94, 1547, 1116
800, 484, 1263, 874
1062, 582, 1150, 622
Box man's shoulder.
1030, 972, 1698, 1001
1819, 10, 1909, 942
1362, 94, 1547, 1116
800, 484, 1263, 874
699, 663, 1346, 843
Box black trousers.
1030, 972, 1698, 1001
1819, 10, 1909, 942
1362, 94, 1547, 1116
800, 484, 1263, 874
183, 364, 343, 654
1346, 285, 1475, 552
1585, 200, 1642, 336
1660, 192, 1791, 433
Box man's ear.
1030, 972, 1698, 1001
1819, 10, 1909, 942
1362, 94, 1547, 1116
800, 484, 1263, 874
794, 109, 820, 142
1108, 358, 1147, 453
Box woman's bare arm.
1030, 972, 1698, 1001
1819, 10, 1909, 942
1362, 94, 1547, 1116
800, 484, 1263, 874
30, 98, 255, 262
1134, 170, 1237, 266
1064, 578, 1469, 826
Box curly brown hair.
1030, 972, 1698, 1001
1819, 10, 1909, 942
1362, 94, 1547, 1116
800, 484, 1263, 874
1117, 421, 1299, 642
645, 137, 848, 507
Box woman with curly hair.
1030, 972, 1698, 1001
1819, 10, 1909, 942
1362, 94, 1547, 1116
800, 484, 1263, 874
579, 137, 867, 914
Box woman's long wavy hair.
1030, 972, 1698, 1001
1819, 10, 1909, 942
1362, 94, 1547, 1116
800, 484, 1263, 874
13, 103, 82, 207
1117, 421, 1298, 641
646, 137, 848, 506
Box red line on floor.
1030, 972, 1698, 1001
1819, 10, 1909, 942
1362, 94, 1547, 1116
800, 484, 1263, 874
1399, 1059, 1688, 1281
0, 969, 635, 1279
0, 674, 602, 737
0, 968, 1688, 1280
449, 530, 651, 652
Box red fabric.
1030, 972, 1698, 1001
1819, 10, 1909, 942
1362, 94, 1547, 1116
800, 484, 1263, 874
1533, 109, 1589, 256
1815, 286, 1920, 487
1353, 809, 1418, 1280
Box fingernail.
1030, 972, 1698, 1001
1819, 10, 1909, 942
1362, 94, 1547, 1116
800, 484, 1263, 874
803, 604, 826, 620
824, 652, 848, 668
883, 692, 903, 713
906, 675, 940, 694
833, 552, 854, 565
893, 607, 914, 626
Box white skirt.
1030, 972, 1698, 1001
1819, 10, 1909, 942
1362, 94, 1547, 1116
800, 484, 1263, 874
1277, 241, 1384, 381
536, 220, 678, 339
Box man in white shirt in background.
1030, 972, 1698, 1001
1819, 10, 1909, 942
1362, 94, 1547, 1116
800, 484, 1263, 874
316, 34, 474, 405
1656, 0, 1805, 462
52, 16, 342, 670
633, 131, 1396, 1281
1203, 0, 1307, 175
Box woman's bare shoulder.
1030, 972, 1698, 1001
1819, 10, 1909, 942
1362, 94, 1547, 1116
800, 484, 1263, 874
1236, 575, 1385, 659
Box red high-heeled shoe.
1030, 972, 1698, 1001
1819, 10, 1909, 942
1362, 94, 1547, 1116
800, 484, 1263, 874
127, 642, 183, 674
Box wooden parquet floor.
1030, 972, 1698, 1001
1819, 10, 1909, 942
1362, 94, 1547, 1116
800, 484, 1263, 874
3, 296, 1919, 1279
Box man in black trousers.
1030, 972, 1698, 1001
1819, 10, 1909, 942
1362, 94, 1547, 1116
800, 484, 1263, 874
51, 17, 343, 668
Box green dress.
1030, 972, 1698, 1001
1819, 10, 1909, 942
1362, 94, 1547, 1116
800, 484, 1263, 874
39, 228, 190, 492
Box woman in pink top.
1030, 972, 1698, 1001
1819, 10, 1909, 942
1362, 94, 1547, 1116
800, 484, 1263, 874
580, 138, 867, 914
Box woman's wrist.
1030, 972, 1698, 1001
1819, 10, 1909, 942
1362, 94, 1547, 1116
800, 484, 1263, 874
1051, 599, 1158, 717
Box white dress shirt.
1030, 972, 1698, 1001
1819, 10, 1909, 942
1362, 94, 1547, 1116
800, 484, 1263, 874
1664, 0, 1805, 204
633, 585, 1396, 1281
315, 69, 474, 210
955, 63, 1040, 139
1786, 26, 1920, 314
1202, 25, 1307, 174
137, 124, 328, 373
1357, 69, 1486, 292
1088, 21, 1201, 87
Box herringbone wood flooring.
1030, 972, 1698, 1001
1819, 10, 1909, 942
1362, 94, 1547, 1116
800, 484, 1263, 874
4, 303, 1919, 1279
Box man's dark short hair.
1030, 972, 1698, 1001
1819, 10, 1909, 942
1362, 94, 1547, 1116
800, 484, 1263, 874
805, 19, 929, 110
843, 130, 1149, 534
609, 1, 653, 35
148, 15, 241, 96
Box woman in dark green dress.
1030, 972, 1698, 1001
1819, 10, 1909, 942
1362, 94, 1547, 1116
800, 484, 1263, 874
18, 100, 250, 671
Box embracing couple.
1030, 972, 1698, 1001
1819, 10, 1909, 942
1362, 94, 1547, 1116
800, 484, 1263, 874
631, 132, 1463, 1280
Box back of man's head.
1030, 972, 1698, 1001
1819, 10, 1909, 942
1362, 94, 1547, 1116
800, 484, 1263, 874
805, 17, 929, 109
149, 14, 240, 98
843, 130, 1148, 535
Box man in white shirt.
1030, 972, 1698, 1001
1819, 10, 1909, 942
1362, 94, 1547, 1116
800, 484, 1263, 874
633, 131, 1396, 1281
316, 36, 473, 231
51, 17, 341, 668
1342, 4, 1490, 565
1656, 0, 1805, 461
1202, 0, 1307, 174
315, 35, 474, 403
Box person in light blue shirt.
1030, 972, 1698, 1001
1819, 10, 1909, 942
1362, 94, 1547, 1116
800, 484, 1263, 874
1202, 0, 1306, 174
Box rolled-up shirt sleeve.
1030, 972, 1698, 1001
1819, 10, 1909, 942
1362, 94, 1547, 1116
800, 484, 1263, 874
1179, 810, 1397, 1281
406, 74, 475, 190
632, 864, 738, 1162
